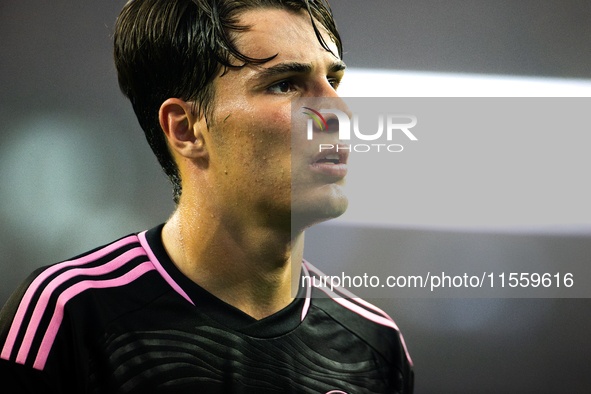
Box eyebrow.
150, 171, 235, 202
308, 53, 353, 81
252, 60, 346, 82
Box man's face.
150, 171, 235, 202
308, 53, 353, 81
203, 8, 349, 232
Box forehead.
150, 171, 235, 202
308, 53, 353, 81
233, 8, 339, 64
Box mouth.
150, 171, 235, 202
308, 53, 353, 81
309, 146, 349, 178
314, 153, 344, 165
312, 145, 349, 165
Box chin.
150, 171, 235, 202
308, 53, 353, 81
291, 186, 348, 233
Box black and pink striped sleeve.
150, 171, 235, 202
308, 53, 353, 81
0, 234, 155, 393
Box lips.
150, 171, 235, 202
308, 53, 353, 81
315, 153, 340, 164
309, 145, 348, 178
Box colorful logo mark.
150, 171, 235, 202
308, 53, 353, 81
302, 107, 328, 131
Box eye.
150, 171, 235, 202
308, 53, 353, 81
328, 77, 341, 90
268, 80, 296, 93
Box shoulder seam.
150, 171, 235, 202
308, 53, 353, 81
301, 260, 398, 329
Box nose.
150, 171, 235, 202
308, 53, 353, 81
315, 80, 353, 123
294, 80, 352, 141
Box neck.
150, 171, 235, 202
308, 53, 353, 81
162, 201, 304, 321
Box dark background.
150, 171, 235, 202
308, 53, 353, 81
1, 1, 590, 393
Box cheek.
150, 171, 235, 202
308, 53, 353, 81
243, 107, 291, 156
212, 106, 292, 175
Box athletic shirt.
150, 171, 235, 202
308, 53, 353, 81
0, 225, 414, 393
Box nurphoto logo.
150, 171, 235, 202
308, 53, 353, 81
302, 107, 418, 153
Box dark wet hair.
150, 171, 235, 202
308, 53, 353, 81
114, 0, 342, 203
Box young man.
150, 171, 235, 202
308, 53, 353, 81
0, 0, 413, 392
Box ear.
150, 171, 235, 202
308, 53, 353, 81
159, 98, 207, 159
